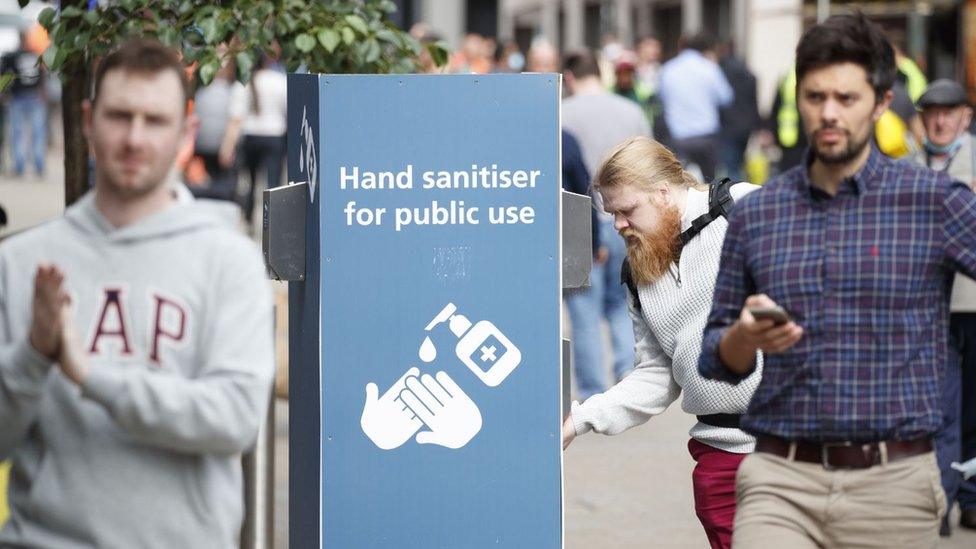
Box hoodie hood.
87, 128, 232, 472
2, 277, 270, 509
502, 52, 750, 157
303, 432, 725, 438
64, 188, 228, 244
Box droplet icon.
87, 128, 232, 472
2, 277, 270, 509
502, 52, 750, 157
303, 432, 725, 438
419, 336, 437, 363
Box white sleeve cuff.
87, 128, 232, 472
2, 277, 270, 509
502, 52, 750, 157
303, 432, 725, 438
571, 400, 593, 437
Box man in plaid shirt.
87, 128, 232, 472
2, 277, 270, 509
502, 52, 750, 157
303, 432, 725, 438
699, 14, 976, 548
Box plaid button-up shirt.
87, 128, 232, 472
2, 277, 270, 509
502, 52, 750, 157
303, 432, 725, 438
699, 148, 976, 442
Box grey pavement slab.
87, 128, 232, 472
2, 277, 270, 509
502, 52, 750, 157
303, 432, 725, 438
0, 152, 65, 239
564, 406, 704, 547
273, 398, 976, 548
562, 402, 976, 548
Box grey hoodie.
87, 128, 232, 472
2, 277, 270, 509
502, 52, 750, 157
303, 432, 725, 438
0, 192, 274, 548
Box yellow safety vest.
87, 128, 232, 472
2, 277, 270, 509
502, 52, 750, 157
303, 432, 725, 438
0, 461, 9, 528
777, 69, 799, 148
897, 57, 928, 103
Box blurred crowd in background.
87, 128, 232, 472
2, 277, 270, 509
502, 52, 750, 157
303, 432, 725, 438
0, 3, 950, 230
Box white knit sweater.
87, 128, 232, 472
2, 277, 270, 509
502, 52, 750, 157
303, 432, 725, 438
571, 184, 763, 453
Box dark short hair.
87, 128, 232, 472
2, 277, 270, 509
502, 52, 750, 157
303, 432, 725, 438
795, 12, 895, 102
92, 38, 190, 112
683, 33, 715, 53
562, 50, 600, 79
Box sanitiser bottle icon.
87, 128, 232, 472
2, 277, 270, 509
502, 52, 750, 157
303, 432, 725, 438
425, 303, 522, 387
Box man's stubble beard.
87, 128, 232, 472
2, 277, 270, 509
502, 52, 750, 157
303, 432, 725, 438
101, 173, 166, 201
811, 126, 873, 166
623, 203, 683, 286
97, 151, 174, 202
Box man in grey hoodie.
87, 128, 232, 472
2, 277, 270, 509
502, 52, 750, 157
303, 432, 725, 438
0, 39, 274, 548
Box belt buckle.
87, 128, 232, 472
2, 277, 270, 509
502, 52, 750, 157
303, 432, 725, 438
821, 441, 853, 471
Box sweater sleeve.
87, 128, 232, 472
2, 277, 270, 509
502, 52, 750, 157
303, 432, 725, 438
80, 240, 275, 456
571, 294, 680, 436
0, 253, 54, 459
713, 64, 734, 108
943, 176, 976, 280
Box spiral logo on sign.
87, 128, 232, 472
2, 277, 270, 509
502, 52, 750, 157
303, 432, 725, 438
297, 105, 318, 203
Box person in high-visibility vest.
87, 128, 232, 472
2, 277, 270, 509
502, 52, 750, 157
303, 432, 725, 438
890, 45, 929, 146
895, 45, 928, 102
770, 68, 807, 172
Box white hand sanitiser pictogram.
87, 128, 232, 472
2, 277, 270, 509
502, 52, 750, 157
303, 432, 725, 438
400, 372, 482, 449
361, 368, 483, 451
360, 367, 423, 450
361, 302, 518, 451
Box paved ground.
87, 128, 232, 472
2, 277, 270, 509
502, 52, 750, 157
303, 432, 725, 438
561, 403, 976, 548
0, 153, 64, 239
6, 153, 976, 548
563, 400, 705, 547
271, 395, 976, 548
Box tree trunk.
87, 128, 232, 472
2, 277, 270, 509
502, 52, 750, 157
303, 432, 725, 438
61, 0, 89, 207
61, 66, 88, 207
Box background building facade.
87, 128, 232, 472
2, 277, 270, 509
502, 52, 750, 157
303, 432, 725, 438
397, 0, 971, 117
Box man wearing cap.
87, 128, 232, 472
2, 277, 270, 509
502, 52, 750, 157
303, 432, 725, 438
611, 52, 654, 116
912, 78, 976, 532
913, 79, 975, 181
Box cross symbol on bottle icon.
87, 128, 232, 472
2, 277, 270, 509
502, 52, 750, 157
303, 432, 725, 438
480, 345, 498, 363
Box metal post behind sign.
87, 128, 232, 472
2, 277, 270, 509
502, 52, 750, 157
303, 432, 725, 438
241, 286, 282, 549
240, 386, 275, 549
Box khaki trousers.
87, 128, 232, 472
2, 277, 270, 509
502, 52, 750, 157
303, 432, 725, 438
732, 450, 946, 548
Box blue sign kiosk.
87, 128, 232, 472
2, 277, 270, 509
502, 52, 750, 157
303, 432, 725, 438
287, 74, 563, 548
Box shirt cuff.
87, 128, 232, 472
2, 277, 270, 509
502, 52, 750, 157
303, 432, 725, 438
570, 400, 593, 436
7, 339, 54, 392
80, 362, 127, 411
698, 326, 755, 385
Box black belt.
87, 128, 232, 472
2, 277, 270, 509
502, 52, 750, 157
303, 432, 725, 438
756, 435, 933, 470
696, 413, 741, 429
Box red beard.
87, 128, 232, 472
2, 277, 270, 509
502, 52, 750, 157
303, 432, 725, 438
622, 204, 682, 285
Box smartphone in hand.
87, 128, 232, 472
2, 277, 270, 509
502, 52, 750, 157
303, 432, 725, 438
748, 306, 791, 326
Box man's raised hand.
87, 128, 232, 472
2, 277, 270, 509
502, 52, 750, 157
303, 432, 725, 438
29, 264, 70, 360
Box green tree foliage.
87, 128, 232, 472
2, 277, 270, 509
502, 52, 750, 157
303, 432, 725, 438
6, 0, 447, 205
32, 0, 447, 84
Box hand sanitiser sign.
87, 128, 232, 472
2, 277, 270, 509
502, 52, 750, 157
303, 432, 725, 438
287, 74, 562, 549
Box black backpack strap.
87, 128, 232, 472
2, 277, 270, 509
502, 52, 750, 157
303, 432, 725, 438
710, 177, 736, 218
621, 257, 641, 311
678, 178, 736, 248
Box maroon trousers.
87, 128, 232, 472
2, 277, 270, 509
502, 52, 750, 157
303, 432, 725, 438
688, 438, 748, 549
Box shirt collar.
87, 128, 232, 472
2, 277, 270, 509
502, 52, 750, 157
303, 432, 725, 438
799, 145, 885, 198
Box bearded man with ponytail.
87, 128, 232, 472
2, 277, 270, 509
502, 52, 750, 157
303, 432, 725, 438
561, 136, 761, 549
